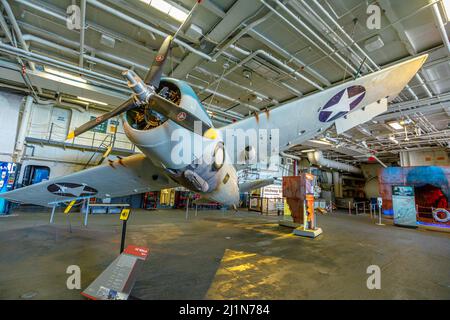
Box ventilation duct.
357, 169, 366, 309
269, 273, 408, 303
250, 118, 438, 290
307, 151, 362, 174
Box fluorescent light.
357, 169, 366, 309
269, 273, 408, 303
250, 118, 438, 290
388, 122, 403, 130
389, 136, 399, 144
44, 67, 87, 83
443, 0, 450, 21
300, 149, 316, 153
308, 139, 332, 146
169, 6, 188, 22
77, 96, 108, 106
151, 0, 171, 14
141, 0, 188, 22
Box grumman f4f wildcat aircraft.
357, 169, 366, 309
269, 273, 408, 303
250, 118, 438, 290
0, 36, 428, 208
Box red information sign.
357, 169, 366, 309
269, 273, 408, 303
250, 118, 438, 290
123, 245, 150, 260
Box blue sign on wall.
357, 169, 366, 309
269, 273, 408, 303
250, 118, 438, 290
0, 162, 17, 214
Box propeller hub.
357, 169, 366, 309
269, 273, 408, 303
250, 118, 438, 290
122, 69, 155, 104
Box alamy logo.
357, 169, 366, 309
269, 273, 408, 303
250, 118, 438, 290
367, 4, 381, 30
366, 265, 381, 290
66, 265, 81, 290
66, 5, 81, 30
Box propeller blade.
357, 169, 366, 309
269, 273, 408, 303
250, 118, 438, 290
144, 35, 172, 88
67, 98, 136, 140
149, 94, 213, 136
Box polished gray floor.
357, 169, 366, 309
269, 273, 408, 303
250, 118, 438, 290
0, 209, 449, 299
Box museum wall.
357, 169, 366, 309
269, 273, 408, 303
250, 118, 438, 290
0, 90, 22, 162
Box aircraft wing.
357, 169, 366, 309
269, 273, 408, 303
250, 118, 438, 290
221, 55, 428, 163
0, 154, 177, 207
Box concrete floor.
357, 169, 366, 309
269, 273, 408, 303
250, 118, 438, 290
0, 209, 449, 300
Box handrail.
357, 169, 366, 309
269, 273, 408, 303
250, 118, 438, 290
83, 133, 114, 169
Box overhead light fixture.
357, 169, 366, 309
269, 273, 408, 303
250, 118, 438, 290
442, 0, 450, 21
151, 0, 171, 14
77, 96, 108, 106
308, 139, 332, 146
388, 122, 403, 130
389, 136, 399, 144
140, 0, 188, 22
300, 149, 316, 153
169, 6, 188, 22
44, 67, 87, 83
364, 35, 385, 52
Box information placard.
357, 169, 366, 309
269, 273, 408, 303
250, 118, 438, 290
392, 185, 417, 228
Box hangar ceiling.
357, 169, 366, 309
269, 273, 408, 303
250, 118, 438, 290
0, 0, 449, 165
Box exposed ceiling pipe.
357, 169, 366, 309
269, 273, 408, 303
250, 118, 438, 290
370, 155, 388, 168
293, 1, 373, 73
22, 34, 150, 73
194, 66, 277, 103
79, 0, 86, 67
307, 150, 362, 174
210, 47, 324, 93
280, 151, 302, 161
376, 0, 433, 98
0, 13, 31, 81
279, 82, 303, 97
0, 11, 13, 43
18, 10, 274, 112
0, 0, 36, 72
431, 2, 450, 55
202, 102, 243, 120
260, 0, 358, 75
0, 41, 127, 87
187, 81, 260, 112
14, 0, 311, 105
3, 35, 256, 119
312, 0, 420, 100
248, 29, 331, 86
210, 7, 330, 86
311, 0, 379, 70
86, 0, 213, 61
212, 12, 272, 60
13, 0, 212, 62
19, 34, 262, 114
173, 0, 202, 41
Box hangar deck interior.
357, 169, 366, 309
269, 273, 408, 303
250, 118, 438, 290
1, 0, 450, 302
1, 209, 449, 300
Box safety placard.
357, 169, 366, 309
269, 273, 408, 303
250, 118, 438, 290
120, 208, 131, 221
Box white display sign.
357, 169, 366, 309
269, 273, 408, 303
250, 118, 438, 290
261, 185, 282, 199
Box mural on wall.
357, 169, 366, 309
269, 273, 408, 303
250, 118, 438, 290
379, 166, 450, 228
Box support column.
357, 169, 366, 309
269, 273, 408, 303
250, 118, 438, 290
15, 95, 33, 160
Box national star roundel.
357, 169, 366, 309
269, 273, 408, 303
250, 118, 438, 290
318, 85, 366, 122
47, 182, 98, 197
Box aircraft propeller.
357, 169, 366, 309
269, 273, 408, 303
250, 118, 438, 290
67, 35, 213, 140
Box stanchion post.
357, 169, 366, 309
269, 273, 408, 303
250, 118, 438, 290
119, 208, 131, 254
50, 205, 56, 224
84, 198, 90, 227
376, 205, 385, 226
185, 197, 190, 220
120, 219, 127, 253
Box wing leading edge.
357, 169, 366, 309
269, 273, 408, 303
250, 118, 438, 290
1, 154, 176, 207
